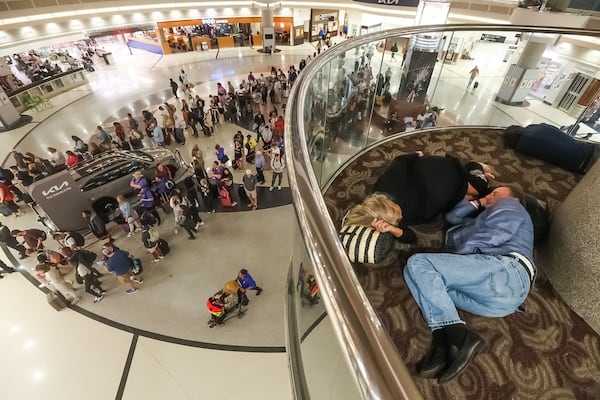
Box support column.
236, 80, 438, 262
0, 58, 24, 130
262, 9, 275, 54
496, 38, 548, 106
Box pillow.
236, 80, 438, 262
339, 225, 395, 264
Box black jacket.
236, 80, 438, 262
373, 154, 467, 225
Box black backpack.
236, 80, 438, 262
66, 232, 85, 247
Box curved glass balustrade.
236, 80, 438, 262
284, 24, 600, 399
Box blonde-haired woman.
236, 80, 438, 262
344, 193, 416, 243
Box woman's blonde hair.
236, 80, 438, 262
343, 194, 399, 227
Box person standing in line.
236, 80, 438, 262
127, 113, 141, 136
467, 65, 479, 88
270, 153, 285, 191
242, 169, 258, 210
36, 263, 80, 303
97, 125, 112, 149
102, 243, 141, 294
0, 221, 27, 259
11, 228, 46, 250
62, 247, 106, 303
117, 195, 142, 237
169, 78, 179, 99
140, 220, 164, 263
47, 147, 66, 168
0, 179, 23, 217
237, 268, 263, 295
113, 122, 127, 148
82, 210, 108, 240
179, 69, 189, 91
254, 151, 266, 184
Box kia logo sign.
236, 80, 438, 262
41, 181, 72, 199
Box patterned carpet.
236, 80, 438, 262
323, 128, 600, 399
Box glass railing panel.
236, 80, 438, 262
288, 25, 600, 400
286, 220, 363, 400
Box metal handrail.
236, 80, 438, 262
285, 24, 600, 399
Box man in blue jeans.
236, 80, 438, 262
404, 186, 535, 383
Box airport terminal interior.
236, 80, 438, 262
1, 1, 600, 400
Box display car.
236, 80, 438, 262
28, 149, 192, 232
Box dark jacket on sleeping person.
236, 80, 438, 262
373, 154, 468, 225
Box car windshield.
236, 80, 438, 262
71, 151, 154, 180
80, 161, 147, 192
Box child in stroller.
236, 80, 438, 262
207, 280, 249, 328
302, 274, 320, 305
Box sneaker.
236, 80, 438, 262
188, 236, 196, 240
126, 288, 138, 295
127, 232, 134, 237
159, 255, 164, 259
174, 228, 179, 235
247, 204, 253, 208
133, 278, 144, 284
278, 186, 281, 190
256, 287, 263, 296
231, 201, 238, 206
269, 187, 274, 191
94, 295, 105, 303
151, 259, 160, 263
196, 221, 205, 227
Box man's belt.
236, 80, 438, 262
507, 252, 536, 283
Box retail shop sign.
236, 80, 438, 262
353, 0, 420, 7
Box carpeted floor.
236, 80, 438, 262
323, 128, 600, 399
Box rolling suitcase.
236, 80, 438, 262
473, 81, 479, 89
47, 291, 67, 311
174, 128, 186, 144
157, 238, 170, 256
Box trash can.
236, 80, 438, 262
201, 42, 208, 51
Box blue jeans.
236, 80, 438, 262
404, 253, 531, 330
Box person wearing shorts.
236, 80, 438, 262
242, 169, 258, 210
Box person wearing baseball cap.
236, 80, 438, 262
242, 169, 258, 210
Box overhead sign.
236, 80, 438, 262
353, 0, 420, 6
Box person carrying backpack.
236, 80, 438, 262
53, 231, 85, 249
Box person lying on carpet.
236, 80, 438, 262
404, 186, 535, 382
345, 152, 494, 231
503, 123, 597, 174
339, 153, 495, 265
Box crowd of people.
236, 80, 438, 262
1, 54, 318, 315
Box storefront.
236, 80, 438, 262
309, 9, 339, 42
150, 16, 293, 54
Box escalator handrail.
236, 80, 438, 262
285, 24, 600, 400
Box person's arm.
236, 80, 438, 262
445, 199, 480, 225
371, 219, 406, 239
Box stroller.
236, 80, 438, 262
301, 274, 320, 306
207, 280, 249, 328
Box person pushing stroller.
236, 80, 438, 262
236, 268, 263, 296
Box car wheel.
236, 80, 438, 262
93, 197, 118, 224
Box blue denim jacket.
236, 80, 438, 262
444, 198, 534, 262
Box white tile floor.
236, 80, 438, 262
1, 37, 597, 400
